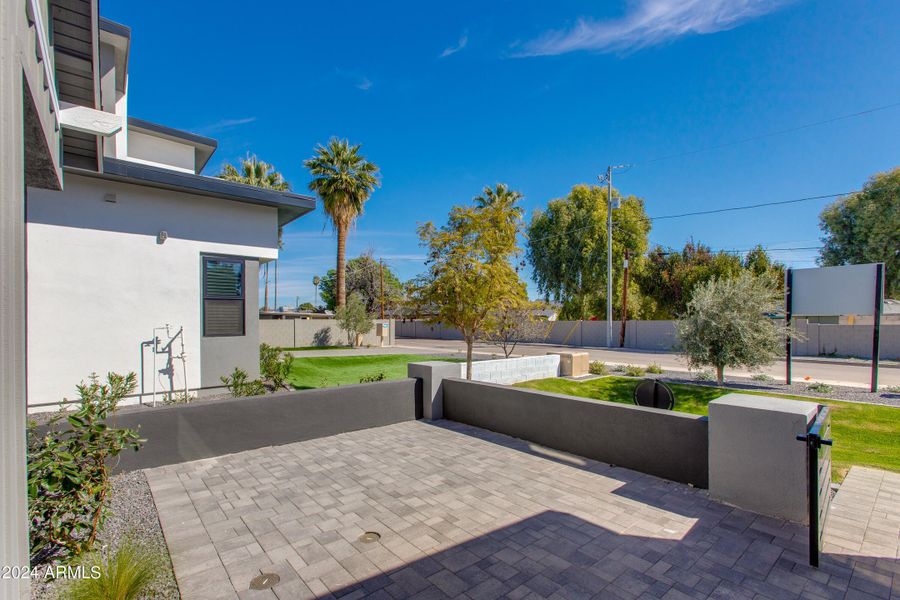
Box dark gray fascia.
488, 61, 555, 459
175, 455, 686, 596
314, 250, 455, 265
68, 158, 315, 226
99, 18, 131, 39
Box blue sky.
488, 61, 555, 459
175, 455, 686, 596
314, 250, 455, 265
103, 0, 900, 306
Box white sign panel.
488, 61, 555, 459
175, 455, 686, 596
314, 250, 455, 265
790, 263, 880, 317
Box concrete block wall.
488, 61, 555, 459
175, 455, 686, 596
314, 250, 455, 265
466, 354, 561, 385
260, 318, 395, 348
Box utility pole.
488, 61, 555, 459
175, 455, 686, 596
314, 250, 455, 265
619, 250, 630, 347
599, 165, 628, 348
379, 259, 385, 320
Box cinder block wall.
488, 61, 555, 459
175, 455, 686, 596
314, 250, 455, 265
467, 355, 560, 384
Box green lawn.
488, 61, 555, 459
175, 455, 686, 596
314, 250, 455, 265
278, 345, 350, 351
516, 376, 900, 482
288, 354, 462, 390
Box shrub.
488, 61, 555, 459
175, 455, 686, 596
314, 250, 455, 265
588, 361, 608, 375
646, 363, 664, 374
611, 364, 625, 373
27, 373, 143, 563
807, 381, 834, 394
359, 372, 386, 383
624, 365, 646, 377
883, 385, 900, 393
751, 373, 774, 382
67, 539, 161, 600
220, 368, 266, 398
694, 370, 715, 382
259, 343, 294, 390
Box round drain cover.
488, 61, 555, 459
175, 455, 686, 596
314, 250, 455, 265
358, 531, 381, 543
249, 573, 280, 590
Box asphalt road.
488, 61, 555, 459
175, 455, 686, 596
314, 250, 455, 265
393, 338, 900, 390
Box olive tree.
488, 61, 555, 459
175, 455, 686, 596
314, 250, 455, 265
335, 292, 374, 347
676, 272, 793, 385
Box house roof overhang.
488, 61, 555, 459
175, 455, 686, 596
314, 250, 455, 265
67, 157, 315, 227
127, 117, 218, 173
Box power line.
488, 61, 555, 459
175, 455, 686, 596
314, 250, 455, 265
647, 191, 854, 221
636, 101, 900, 165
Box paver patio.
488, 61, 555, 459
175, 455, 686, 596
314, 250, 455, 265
145, 421, 899, 599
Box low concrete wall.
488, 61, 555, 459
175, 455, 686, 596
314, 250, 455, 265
441, 378, 709, 487
467, 355, 560, 384
61, 378, 421, 471
260, 318, 395, 348
398, 318, 900, 359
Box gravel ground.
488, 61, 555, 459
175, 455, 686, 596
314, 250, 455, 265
621, 367, 900, 407
31, 470, 179, 600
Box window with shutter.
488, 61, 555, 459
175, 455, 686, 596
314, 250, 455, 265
203, 256, 245, 336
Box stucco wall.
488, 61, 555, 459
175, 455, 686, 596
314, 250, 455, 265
26, 174, 277, 409
126, 129, 195, 173
441, 378, 709, 487
260, 318, 396, 348
85, 378, 421, 471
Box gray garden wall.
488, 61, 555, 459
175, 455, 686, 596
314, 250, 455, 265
465, 355, 561, 384
260, 318, 395, 348
63, 378, 420, 472
440, 378, 709, 487
398, 318, 900, 359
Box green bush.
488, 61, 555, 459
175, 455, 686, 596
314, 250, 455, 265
807, 381, 834, 394
359, 372, 386, 383
259, 343, 294, 390
624, 365, 646, 377
27, 373, 143, 563
588, 361, 608, 375
67, 539, 161, 600
220, 368, 266, 398
646, 363, 664, 374
751, 373, 774, 382
694, 369, 715, 382
611, 364, 625, 373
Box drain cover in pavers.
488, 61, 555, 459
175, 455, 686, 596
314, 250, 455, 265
249, 573, 280, 590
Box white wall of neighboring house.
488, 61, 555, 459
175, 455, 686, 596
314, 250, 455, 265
125, 129, 195, 173
26, 174, 279, 410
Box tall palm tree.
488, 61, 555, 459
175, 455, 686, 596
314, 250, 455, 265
304, 139, 380, 308
218, 155, 290, 309
312, 275, 321, 308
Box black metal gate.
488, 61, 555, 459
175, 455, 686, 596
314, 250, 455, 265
796, 406, 833, 567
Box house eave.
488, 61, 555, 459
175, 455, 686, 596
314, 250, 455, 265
66, 157, 315, 226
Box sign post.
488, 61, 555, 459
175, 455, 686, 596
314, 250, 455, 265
785, 263, 883, 393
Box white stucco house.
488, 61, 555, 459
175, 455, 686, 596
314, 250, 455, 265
25, 12, 314, 411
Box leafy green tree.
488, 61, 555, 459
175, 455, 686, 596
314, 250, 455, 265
743, 244, 785, 290
335, 292, 375, 347
819, 167, 899, 297
636, 241, 744, 319
297, 302, 316, 312
319, 251, 403, 313
676, 272, 792, 385
415, 184, 527, 377
526, 184, 650, 320
304, 139, 381, 307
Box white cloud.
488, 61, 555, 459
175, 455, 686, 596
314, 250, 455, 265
439, 33, 469, 58
196, 116, 256, 134
517, 0, 792, 57
356, 77, 373, 91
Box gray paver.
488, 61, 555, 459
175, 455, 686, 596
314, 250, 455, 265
144, 420, 899, 599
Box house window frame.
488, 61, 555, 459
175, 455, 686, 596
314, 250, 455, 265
202, 254, 246, 337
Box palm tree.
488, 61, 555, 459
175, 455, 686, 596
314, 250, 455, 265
218, 155, 290, 310
312, 275, 321, 308
304, 139, 380, 308
218, 155, 289, 191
